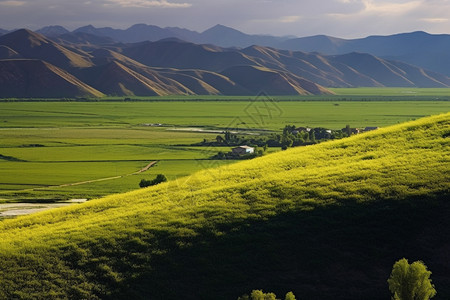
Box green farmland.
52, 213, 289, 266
1, 99, 449, 202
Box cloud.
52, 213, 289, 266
0, 0, 25, 6
102, 0, 191, 8
279, 16, 301, 23
250, 15, 302, 25
361, 0, 421, 16
0, 0, 448, 37
421, 18, 449, 23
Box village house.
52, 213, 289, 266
232, 145, 255, 155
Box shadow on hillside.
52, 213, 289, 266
100, 195, 450, 300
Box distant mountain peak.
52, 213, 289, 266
1, 29, 48, 44
202, 24, 242, 34
156, 37, 188, 43
74, 25, 97, 33
36, 25, 69, 37
128, 23, 157, 29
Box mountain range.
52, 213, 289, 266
2, 24, 446, 76
0, 27, 449, 98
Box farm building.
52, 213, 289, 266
232, 145, 255, 155
364, 126, 379, 132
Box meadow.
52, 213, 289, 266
1, 99, 449, 202
0, 113, 448, 299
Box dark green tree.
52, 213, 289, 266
139, 174, 167, 188
216, 135, 224, 144
309, 130, 316, 143
388, 258, 436, 300
153, 174, 167, 184
139, 179, 151, 188
345, 124, 351, 136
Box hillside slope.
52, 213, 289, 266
0, 59, 104, 98
0, 113, 449, 299
123, 39, 450, 88
0, 29, 93, 70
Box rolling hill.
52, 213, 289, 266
0, 29, 93, 70
78, 61, 194, 96
0, 113, 448, 299
0, 59, 104, 98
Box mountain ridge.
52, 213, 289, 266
67, 24, 450, 76
1, 28, 449, 98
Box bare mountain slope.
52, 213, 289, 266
0, 59, 103, 98
0, 45, 21, 59
221, 65, 332, 95
0, 29, 93, 70
123, 39, 450, 88
79, 61, 194, 96
1, 28, 449, 98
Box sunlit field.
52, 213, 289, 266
0, 113, 448, 299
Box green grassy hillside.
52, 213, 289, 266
0, 113, 449, 299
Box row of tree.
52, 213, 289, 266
196, 125, 349, 151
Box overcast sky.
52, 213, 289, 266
0, 0, 449, 38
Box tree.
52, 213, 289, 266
309, 130, 316, 143
153, 174, 167, 184
217, 151, 225, 159
139, 179, 151, 188
139, 174, 167, 188
388, 258, 436, 300
237, 290, 297, 300
216, 135, 224, 144
345, 124, 351, 136
284, 292, 296, 300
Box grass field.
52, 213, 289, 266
0, 113, 448, 299
1, 100, 449, 202
1, 101, 449, 129
329, 87, 450, 97
3, 87, 449, 101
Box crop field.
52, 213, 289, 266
0, 100, 449, 202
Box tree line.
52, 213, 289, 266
195, 124, 350, 151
